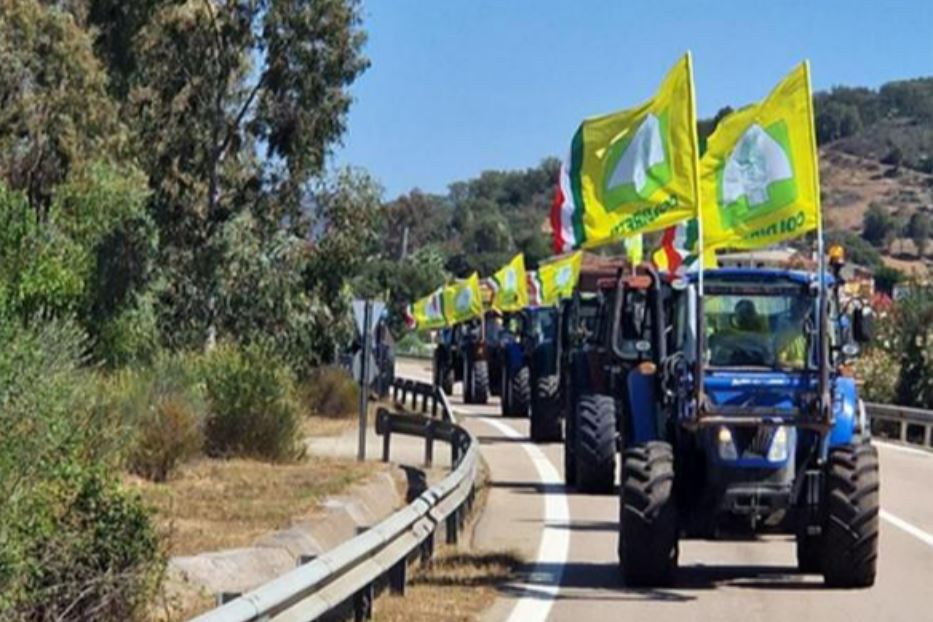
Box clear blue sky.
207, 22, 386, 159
335, 0, 933, 199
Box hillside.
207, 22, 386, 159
379, 77, 933, 301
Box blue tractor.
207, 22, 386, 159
569, 270, 665, 493
432, 319, 490, 404
495, 311, 535, 417
605, 259, 877, 588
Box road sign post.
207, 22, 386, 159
356, 300, 372, 461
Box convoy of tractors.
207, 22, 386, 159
430, 250, 880, 589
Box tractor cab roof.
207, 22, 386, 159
683, 268, 834, 288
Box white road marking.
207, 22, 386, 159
874, 439, 932, 458
478, 416, 570, 622
881, 509, 933, 548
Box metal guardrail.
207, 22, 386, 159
391, 377, 452, 422
191, 379, 475, 622
867, 402, 933, 449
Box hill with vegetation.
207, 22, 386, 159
377, 76, 933, 309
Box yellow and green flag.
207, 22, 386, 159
700, 62, 821, 250
551, 53, 701, 252
538, 251, 583, 306
407, 287, 446, 330
490, 253, 529, 312
443, 273, 484, 325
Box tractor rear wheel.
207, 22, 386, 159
619, 441, 678, 586
574, 394, 616, 494
822, 443, 880, 588
563, 412, 577, 486
530, 374, 562, 442
796, 532, 822, 573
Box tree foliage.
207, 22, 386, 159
862, 203, 896, 248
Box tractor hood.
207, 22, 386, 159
704, 371, 818, 415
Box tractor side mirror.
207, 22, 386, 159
853, 307, 874, 344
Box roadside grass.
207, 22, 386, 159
127, 456, 378, 556
374, 548, 523, 622
373, 462, 524, 622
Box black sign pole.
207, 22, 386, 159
357, 300, 372, 462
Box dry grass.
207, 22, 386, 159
374, 549, 523, 622
374, 462, 523, 622
127, 456, 378, 556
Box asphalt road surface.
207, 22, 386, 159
397, 359, 933, 622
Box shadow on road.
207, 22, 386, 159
475, 434, 529, 445
496, 561, 697, 603
486, 480, 568, 495
495, 559, 827, 603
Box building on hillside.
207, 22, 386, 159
716, 247, 806, 269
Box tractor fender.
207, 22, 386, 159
828, 377, 858, 448
503, 341, 525, 375
627, 367, 660, 445
533, 342, 557, 378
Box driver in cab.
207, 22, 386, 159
709, 299, 769, 366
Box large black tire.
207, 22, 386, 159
796, 532, 822, 573
500, 361, 530, 417
530, 374, 562, 443
822, 443, 880, 588
509, 365, 531, 417
619, 441, 678, 586
564, 413, 577, 486
433, 349, 453, 396
574, 394, 616, 494
464, 359, 489, 404
489, 349, 502, 397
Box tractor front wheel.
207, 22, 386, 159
619, 441, 678, 586
574, 394, 616, 494
530, 374, 562, 443
465, 358, 489, 404
822, 443, 880, 588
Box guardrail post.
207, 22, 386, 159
215, 592, 240, 606
420, 532, 434, 564
389, 559, 407, 595
451, 436, 461, 468
900, 420, 908, 443
353, 583, 373, 621
925, 424, 932, 448
446, 509, 459, 545
382, 426, 391, 463
424, 420, 434, 468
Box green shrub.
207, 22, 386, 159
857, 346, 900, 403
303, 366, 359, 418
396, 331, 433, 358
0, 316, 163, 619
107, 352, 206, 482
8, 469, 162, 621
202, 344, 301, 461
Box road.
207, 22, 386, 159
397, 359, 933, 622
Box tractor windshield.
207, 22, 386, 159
705, 292, 814, 370
532, 308, 557, 343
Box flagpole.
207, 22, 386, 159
804, 60, 829, 416
686, 51, 706, 412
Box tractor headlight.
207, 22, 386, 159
717, 426, 738, 460
767, 426, 789, 462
